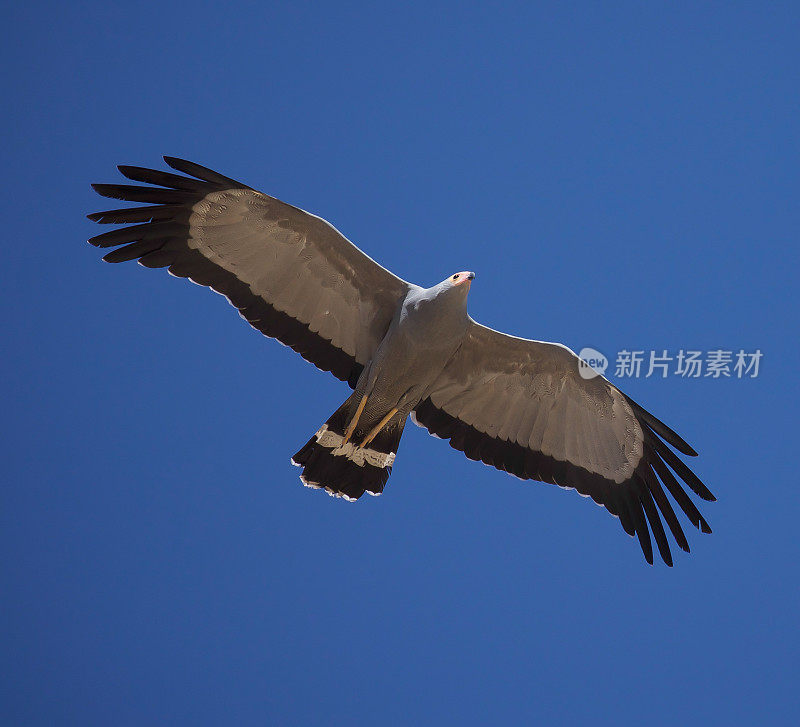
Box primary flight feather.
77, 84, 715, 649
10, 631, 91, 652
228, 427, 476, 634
88, 157, 715, 566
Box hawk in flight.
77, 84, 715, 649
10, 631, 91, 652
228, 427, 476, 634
89, 158, 715, 565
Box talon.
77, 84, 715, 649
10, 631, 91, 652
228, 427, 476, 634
342, 395, 368, 445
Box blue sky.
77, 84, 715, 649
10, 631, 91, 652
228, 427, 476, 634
3, 2, 798, 725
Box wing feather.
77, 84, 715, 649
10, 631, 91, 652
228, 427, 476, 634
89, 158, 409, 386
413, 319, 714, 565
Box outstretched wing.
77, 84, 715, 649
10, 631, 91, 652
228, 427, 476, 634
413, 320, 715, 565
88, 158, 409, 387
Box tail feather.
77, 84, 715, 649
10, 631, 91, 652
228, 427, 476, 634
292, 398, 405, 500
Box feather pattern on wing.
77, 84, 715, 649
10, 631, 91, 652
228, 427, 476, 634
89, 157, 409, 386
412, 320, 715, 565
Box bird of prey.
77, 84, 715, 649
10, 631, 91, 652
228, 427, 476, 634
88, 157, 715, 566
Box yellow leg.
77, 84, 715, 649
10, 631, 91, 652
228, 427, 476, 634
360, 407, 398, 448
342, 395, 368, 445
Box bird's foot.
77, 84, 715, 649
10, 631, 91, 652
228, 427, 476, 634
359, 407, 398, 448
342, 395, 368, 446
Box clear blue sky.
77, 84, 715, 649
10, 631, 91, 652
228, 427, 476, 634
3, 2, 798, 725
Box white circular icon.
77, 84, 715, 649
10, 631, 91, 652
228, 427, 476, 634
578, 347, 608, 379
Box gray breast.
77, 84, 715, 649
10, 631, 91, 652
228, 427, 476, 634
360, 284, 470, 412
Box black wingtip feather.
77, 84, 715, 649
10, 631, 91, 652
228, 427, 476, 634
637, 479, 673, 566
626, 395, 698, 456
641, 463, 690, 553
648, 449, 712, 535
87, 205, 182, 225
102, 239, 167, 263
613, 490, 636, 537
625, 494, 654, 565
117, 165, 208, 192
648, 433, 716, 501
91, 183, 197, 205
163, 156, 245, 188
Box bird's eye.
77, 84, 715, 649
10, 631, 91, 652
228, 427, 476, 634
452, 274, 457, 280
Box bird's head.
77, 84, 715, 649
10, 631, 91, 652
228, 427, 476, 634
420, 271, 475, 311
415, 270, 475, 321
445, 271, 475, 290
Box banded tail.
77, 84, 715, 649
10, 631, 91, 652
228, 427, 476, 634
291, 396, 406, 501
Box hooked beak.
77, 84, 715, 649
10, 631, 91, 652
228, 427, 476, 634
454, 271, 476, 287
